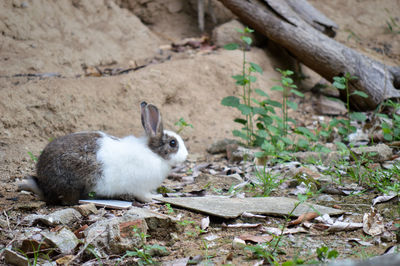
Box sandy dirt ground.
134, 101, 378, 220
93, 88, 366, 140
0, 0, 399, 264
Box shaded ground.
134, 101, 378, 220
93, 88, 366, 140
1, 0, 399, 265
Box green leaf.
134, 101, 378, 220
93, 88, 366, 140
350, 112, 367, 121
257, 129, 269, 138
282, 77, 293, 85
351, 90, 369, 98
223, 43, 239, 50
271, 85, 284, 92
241, 36, 252, 45
261, 115, 273, 125
249, 62, 263, 74
221, 96, 240, 107
384, 133, 393, 141
238, 104, 252, 115
233, 129, 249, 140
232, 75, 247, 85
249, 75, 257, 83
266, 99, 282, 108
261, 142, 275, 153
335, 141, 348, 151
338, 127, 348, 135
333, 81, 346, 89
296, 126, 315, 139
253, 107, 267, 115
327, 250, 339, 259
319, 130, 331, 138
287, 100, 298, 110
255, 151, 266, 158
234, 118, 247, 125
290, 89, 304, 97
255, 88, 269, 97
297, 138, 309, 149
244, 27, 254, 33
281, 137, 294, 145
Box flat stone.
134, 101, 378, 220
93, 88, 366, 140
4, 248, 29, 266
206, 138, 238, 154
291, 151, 341, 164
350, 144, 392, 162
326, 253, 400, 266
126, 207, 180, 239
84, 216, 147, 257
316, 95, 346, 115
158, 196, 344, 219
23, 208, 82, 226
74, 203, 98, 216
42, 227, 79, 254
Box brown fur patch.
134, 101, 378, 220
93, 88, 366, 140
36, 132, 103, 205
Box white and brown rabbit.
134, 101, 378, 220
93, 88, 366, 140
18, 102, 188, 205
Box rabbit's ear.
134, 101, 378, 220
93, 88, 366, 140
141, 103, 163, 138
140, 101, 148, 129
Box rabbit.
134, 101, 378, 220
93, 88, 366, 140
18, 102, 188, 205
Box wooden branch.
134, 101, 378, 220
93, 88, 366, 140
218, 0, 400, 110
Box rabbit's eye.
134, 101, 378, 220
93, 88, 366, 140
169, 139, 177, 148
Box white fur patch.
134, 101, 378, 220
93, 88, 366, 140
164, 130, 188, 166
94, 130, 187, 201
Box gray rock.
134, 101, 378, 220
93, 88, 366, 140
348, 129, 369, 146
73, 203, 98, 216
291, 151, 341, 164
83, 207, 177, 256
350, 144, 392, 162
158, 196, 344, 219
23, 208, 82, 226
42, 227, 79, 254
4, 248, 29, 266
206, 138, 238, 154
317, 194, 335, 202
316, 95, 347, 115
326, 253, 400, 266
84, 216, 147, 257
227, 145, 256, 163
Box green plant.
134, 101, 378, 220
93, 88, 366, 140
376, 99, 400, 141
16, 240, 53, 266
254, 167, 283, 196
164, 203, 174, 214
331, 73, 368, 141
245, 192, 314, 264
28, 151, 38, 163
117, 227, 167, 265
384, 9, 400, 34
222, 27, 263, 146
175, 117, 193, 134
316, 246, 339, 262
271, 69, 304, 138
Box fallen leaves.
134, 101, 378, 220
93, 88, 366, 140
288, 212, 319, 226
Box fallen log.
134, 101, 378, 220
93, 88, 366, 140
218, 0, 400, 110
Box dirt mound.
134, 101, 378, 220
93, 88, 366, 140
0, 0, 161, 76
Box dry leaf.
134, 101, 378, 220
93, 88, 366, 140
239, 234, 273, 243
363, 207, 385, 236
56, 255, 74, 265
348, 238, 373, 246
223, 223, 261, 228
241, 212, 267, 218
288, 212, 319, 226
372, 194, 398, 206
201, 216, 210, 231
327, 221, 363, 232
261, 226, 307, 235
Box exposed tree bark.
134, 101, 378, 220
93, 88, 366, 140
218, 0, 400, 110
